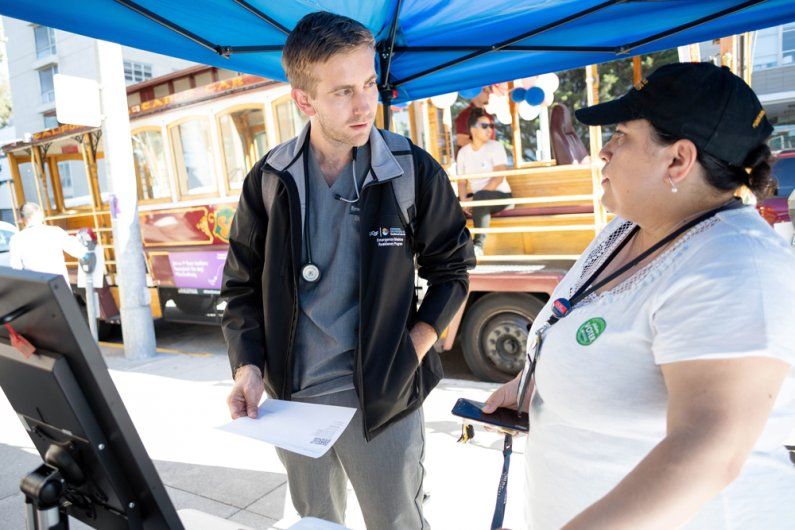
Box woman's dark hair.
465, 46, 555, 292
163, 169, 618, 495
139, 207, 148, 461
467, 108, 492, 138
649, 124, 777, 200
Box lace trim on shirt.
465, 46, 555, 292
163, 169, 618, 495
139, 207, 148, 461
568, 217, 721, 307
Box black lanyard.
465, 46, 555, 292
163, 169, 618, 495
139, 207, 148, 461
516, 198, 743, 414
490, 433, 512, 530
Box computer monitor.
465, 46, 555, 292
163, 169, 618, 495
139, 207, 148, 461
0, 267, 182, 529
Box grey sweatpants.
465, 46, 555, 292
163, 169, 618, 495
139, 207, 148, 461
276, 390, 429, 530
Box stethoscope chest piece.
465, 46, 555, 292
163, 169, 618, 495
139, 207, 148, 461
301, 263, 321, 283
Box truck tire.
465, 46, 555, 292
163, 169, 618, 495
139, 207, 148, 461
460, 293, 545, 382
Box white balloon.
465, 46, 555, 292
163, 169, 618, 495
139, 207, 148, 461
518, 102, 541, 121
430, 92, 458, 109
484, 93, 498, 114
536, 73, 560, 93
540, 90, 555, 108
494, 93, 511, 112
497, 110, 512, 125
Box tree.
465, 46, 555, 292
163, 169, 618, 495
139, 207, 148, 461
556, 48, 680, 147
0, 81, 11, 128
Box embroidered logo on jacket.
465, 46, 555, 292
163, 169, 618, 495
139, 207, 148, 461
369, 227, 405, 247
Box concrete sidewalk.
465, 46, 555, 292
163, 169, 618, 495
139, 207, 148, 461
0, 346, 525, 529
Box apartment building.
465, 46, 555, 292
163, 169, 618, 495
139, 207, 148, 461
2, 16, 196, 137
753, 23, 795, 151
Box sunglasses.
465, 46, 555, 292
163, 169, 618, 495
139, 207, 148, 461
476, 122, 495, 130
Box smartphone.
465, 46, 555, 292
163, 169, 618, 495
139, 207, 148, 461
451, 398, 529, 433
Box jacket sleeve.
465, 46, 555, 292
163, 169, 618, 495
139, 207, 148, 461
221, 158, 268, 377
412, 146, 476, 336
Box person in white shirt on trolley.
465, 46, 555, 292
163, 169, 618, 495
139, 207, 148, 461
456, 108, 512, 256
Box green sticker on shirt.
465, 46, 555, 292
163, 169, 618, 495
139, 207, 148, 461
576, 317, 606, 346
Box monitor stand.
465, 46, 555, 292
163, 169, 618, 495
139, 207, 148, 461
21, 469, 255, 530
21, 463, 69, 530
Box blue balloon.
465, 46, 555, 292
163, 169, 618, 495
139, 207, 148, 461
460, 87, 483, 99
510, 88, 526, 102
524, 86, 545, 106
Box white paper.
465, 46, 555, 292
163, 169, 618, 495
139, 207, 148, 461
218, 399, 356, 458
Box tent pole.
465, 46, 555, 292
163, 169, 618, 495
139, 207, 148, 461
382, 93, 392, 131
231, 0, 290, 35
393, 0, 624, 88
616, 0, 766, 55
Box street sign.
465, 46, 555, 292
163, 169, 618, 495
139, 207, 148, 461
54, 74, 101, 127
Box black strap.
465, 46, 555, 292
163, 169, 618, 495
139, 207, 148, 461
0, 306, 30, 326
490, 433, 513, 530
549, 199, 743, 325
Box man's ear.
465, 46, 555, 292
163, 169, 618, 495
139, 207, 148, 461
292, 88, 316, 117
667, 138, 699, 188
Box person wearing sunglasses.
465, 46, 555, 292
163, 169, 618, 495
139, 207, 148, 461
456, 109, 513, 256
482, 62, 795, 529
455, 85, 495, 151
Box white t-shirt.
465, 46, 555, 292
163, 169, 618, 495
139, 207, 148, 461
456, 140, 511, 193
9, 224, 85, 284
524, 206, 795, 529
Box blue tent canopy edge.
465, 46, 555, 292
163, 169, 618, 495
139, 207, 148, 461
0, 0, 793, 103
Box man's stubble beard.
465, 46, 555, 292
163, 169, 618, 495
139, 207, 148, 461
314, 108, 372, 148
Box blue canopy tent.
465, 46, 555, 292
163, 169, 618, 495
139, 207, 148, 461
1, 0, 794, 122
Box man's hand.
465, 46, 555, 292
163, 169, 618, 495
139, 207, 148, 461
227, 364, 264, 419
409, 322, 438, 364
482, 374, 526, 414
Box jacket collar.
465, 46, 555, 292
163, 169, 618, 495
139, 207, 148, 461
264, 122, 406, 236
266, 122, 404, 184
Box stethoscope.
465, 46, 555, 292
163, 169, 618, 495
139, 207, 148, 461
301, 144, 362, 284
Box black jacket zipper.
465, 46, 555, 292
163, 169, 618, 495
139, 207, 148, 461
266, 166, 302, 401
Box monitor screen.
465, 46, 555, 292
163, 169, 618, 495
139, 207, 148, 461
0, 267, 181, 529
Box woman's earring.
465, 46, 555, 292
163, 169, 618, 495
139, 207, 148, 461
668, 176, 678, 193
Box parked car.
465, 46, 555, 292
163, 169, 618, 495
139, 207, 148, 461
0, 221, 18, 267
758, 149, 795, 245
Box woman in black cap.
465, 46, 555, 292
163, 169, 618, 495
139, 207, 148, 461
483, 62, 795, 529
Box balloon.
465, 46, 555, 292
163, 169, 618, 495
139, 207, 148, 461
492, 82, 510, 96
497, 109, 512, 125
536, 73, 560, 93
518, 102, 541, 121
524, 86, 545, 106
460, 87, 483, 99
517, 75, 538, 88
510, 88, 526, 103
541, 90, 555, 108
430, 92, 458, 109
486, 93, 508, 116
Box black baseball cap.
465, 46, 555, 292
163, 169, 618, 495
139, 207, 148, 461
575, 62, 773, 167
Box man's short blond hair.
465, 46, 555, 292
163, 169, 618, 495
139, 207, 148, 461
282, 11, 375, 97
20, 202, 41, 222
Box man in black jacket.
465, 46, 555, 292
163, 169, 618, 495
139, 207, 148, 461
221, 11, 474, 529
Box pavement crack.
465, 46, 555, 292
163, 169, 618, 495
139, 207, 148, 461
240, 479, 288, 512
166, 484, 245, 511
